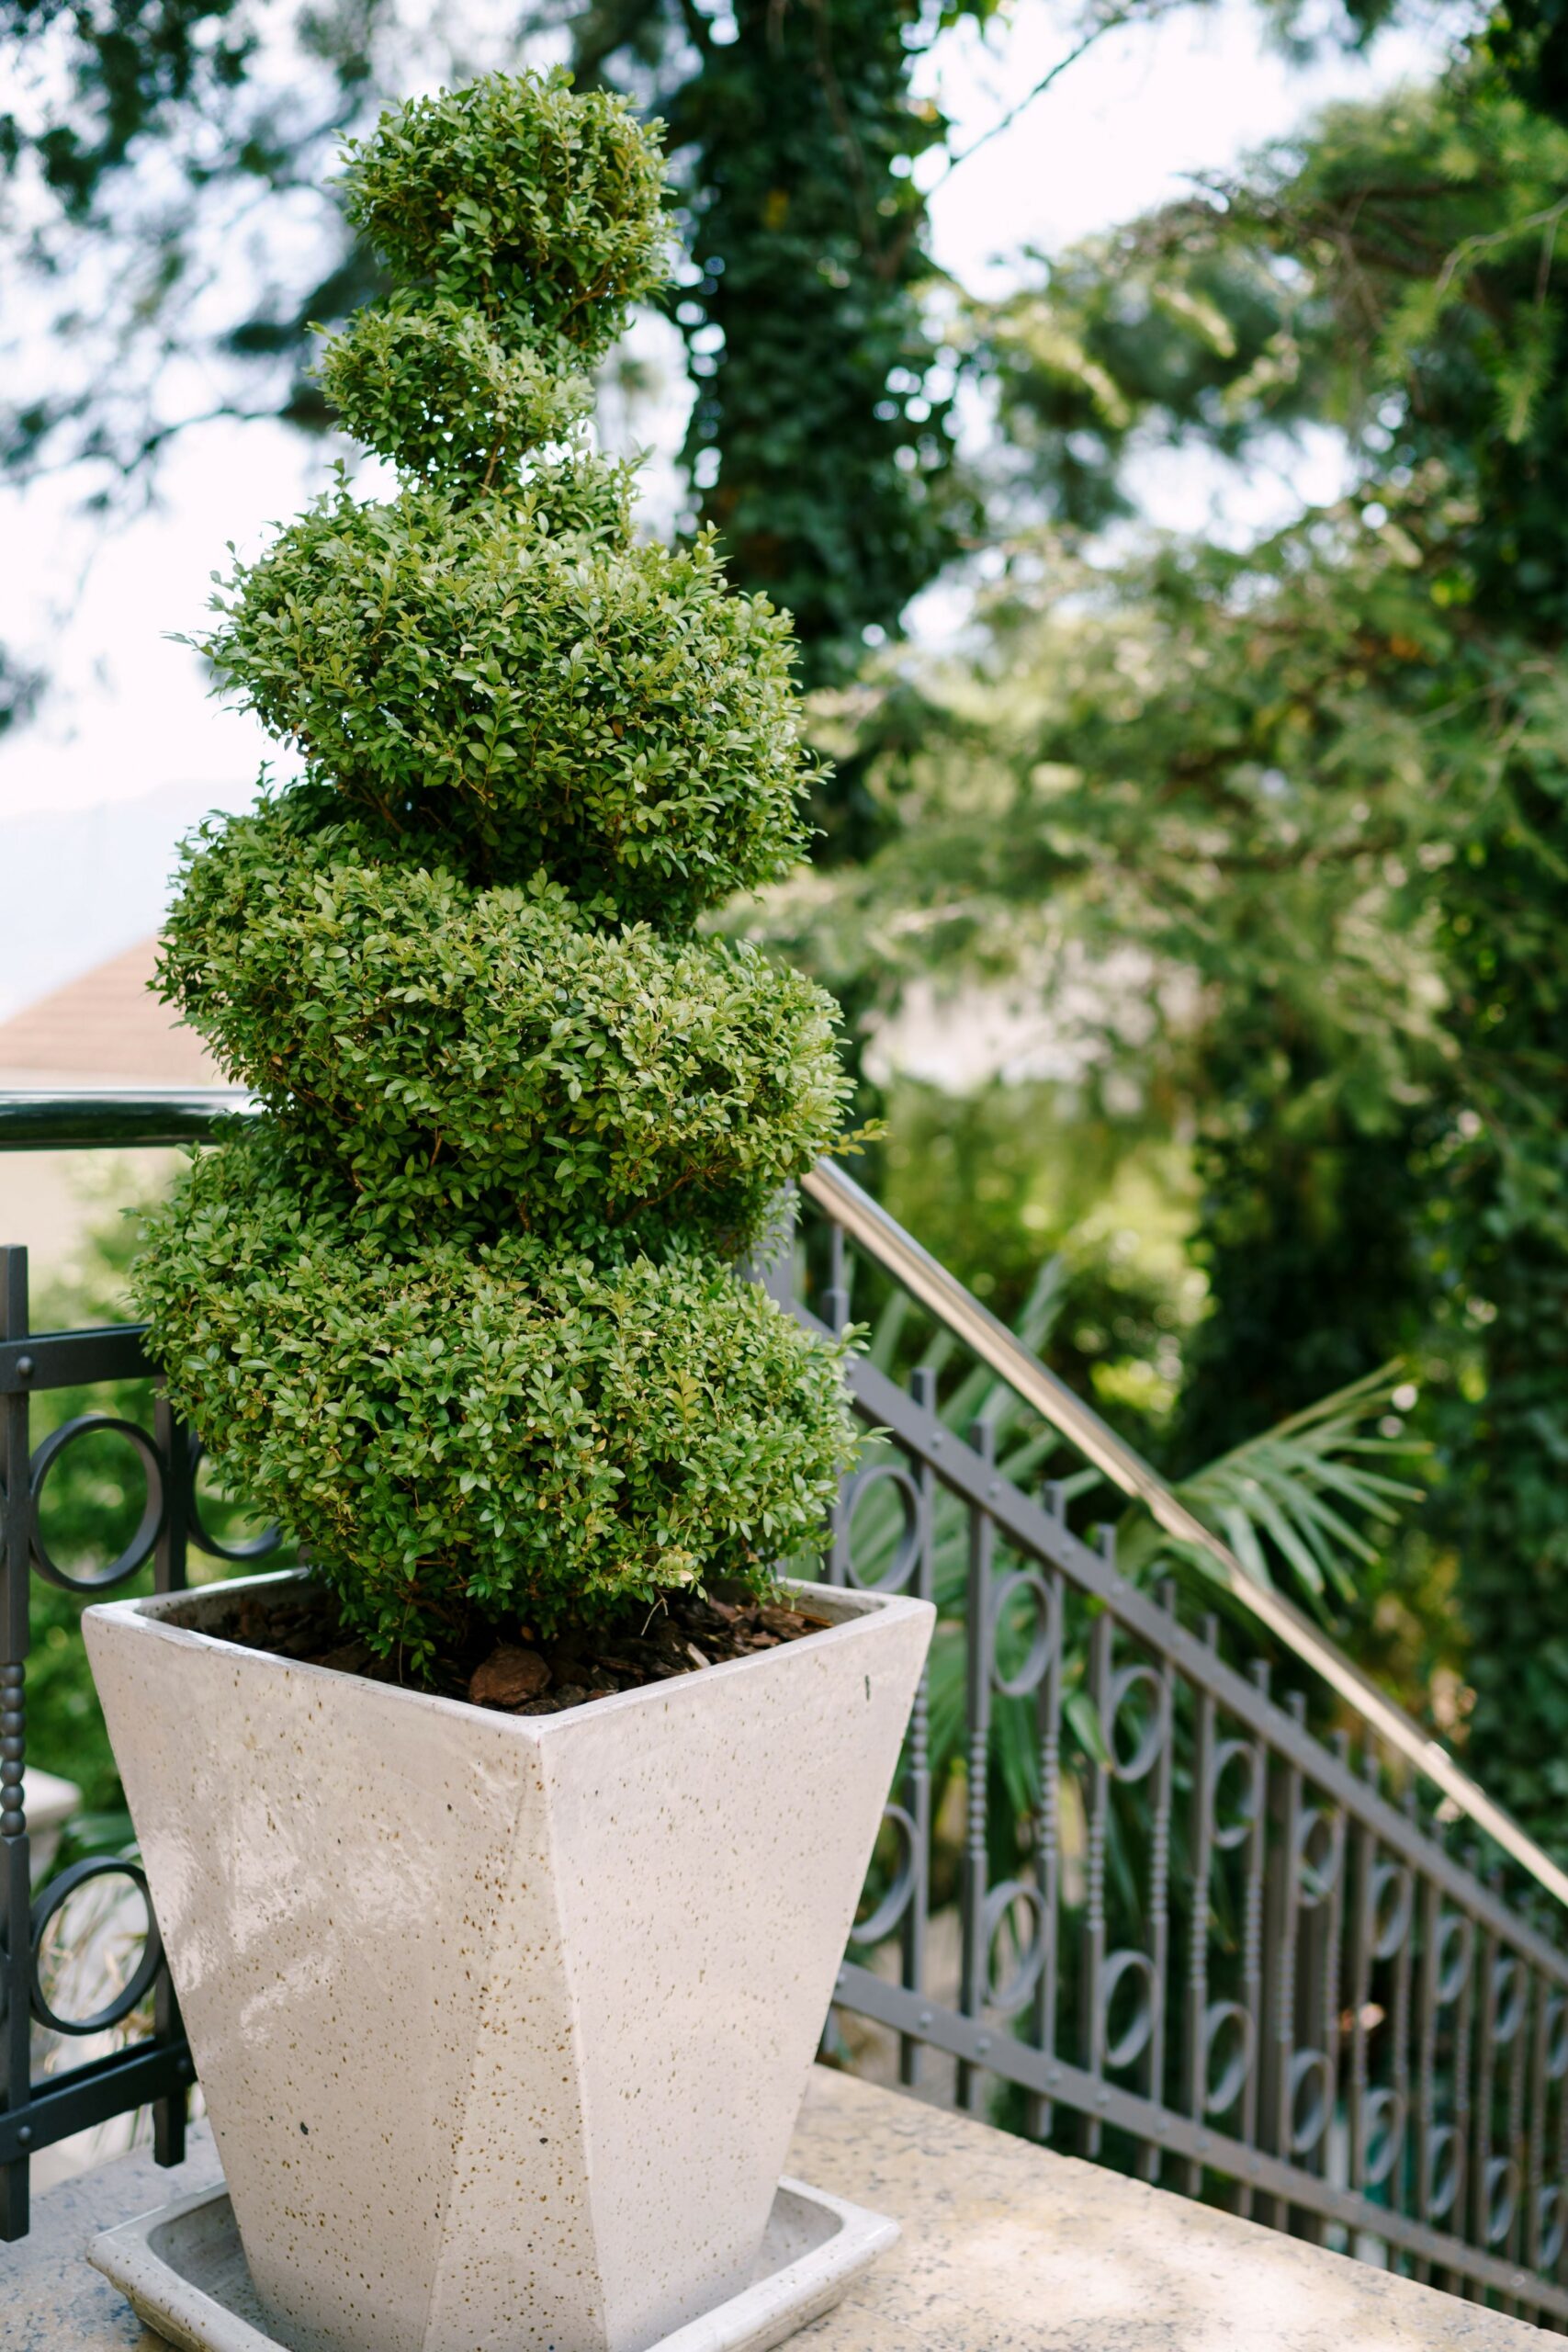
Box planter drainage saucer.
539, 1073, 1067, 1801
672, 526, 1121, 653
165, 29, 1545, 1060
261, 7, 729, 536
88, 2174, 898, 2352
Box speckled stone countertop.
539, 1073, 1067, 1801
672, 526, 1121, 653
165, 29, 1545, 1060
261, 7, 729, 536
3, 2067, 1551, 2351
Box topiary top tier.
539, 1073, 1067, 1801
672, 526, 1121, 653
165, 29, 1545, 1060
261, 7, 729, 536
135, 71, 856, 1668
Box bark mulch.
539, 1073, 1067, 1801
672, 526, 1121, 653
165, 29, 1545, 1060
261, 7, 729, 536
213, 1583, 832, 1715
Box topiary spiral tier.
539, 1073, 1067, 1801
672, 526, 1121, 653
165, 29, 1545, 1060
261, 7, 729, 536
136, 71, 856, 1668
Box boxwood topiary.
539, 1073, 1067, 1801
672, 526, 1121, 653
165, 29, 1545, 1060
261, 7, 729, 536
135, 68, 856, 1669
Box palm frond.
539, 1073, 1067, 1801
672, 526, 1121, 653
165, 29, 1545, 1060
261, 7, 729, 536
1117, 1363, 1427, 1606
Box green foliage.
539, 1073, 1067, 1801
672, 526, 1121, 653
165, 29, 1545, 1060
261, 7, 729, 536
139, 71, 855, 1662
203, 471, 812, 922
568, 0, 992, 755
316, 295, 594, 490
158, 806, 851, 1255
337, 70, 670, 363
976, 74, 1568, 1849
658, 0, 976, 699
1119, 1368, 1426, 1607
138, 1133, 845, 1661
23, 1179, 288, 1810
872, 1076, 1199, 1442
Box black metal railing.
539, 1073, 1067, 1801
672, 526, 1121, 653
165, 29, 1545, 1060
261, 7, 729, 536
794, 1163, 1568, 2325
3, 1094, 1567, 2325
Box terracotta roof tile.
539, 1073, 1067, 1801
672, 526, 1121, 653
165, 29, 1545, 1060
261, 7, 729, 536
0, 938, 220, 1082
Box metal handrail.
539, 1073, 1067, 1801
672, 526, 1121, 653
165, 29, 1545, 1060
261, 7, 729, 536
804, 1159, 1568, 1918
4, 1091, 1562, 1916
0, 1088, 254, 1148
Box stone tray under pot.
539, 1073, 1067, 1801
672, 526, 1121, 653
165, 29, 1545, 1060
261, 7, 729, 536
85, 1568, 932, 2352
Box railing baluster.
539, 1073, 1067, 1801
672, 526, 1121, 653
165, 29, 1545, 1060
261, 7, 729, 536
1025, 1496, 1065, 2143
825, 1227, 852, 1587
899, 1368, 937, 2092
1349, 1744, 1376, 2203
1236, 1658, 1269, 2220
1303, 1731, 1348, 2240
1501, 1903, 1529, 2303
1386, 1780, 1415, 2258
1140, 1580, 1176, 2184
1, 1246, 30, 2240
1475, 1906, 1500, 2262
1259, 1693, 1306, 2231
1182, 1615, 1219, 2195
1553, 1990, 1568, 2296
956, 1418, 995, 2115
1450, 1860, 1479, 2297
1079, 1555, 1112, 2160
1528, 1933, 1549, 2288
151, 1396, 191, 2169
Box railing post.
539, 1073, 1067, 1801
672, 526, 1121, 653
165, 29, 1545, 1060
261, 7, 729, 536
1236, 1657, 1269, 2217
1, 1246, 31, 2239
1026, 1486, 1066, 2144
825, 1226, 852, 1589
899, 1368, 936, 2090
956, 1418, 995, 2114
1079, 1533, 1114, 2159
151, 1395, 190, 2168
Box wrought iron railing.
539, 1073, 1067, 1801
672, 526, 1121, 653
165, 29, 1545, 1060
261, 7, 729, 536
3, 1094, 1566, 2327
794, 1162, 1568, 2326
1, 1092, 288, 2233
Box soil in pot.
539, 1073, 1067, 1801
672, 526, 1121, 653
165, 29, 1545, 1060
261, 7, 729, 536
201, 1580, 833, 1717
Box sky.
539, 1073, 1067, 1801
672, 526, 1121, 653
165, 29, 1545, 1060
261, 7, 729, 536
0, 0, 1456, 1006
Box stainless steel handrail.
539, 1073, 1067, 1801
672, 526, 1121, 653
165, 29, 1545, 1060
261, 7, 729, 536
804, 1157, 1568, 1917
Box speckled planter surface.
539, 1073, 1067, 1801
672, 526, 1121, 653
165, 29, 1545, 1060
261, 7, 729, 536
84, 1572, 931, 2352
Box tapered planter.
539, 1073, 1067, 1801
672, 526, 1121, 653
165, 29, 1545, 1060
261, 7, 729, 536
85, 1570, 931, 2352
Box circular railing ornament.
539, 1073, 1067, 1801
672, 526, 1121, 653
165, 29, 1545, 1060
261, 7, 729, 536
838, 1459, 923, 1595
981, 1879, 1048, 2015
29, 1857, 164, 2037
1424, 2125, 1461, 2222
1492, 1952, 1527, 2045
850, 1804, 920, 1948
1368, 1859, 1413, 1960
1293, 1805, 1340, 1908
1484, 2154, 1518, 2248
1433, 1911, 1473, 2007
1100, 1947, 1159, 2071
1200, 1999, 1254, 2117
1106, 1664, 1165, 1785
186, 1439, 282, 1564
987, 1569, 1055, 1699
1359, 2087, 1405, 2188
28, 1415, 165, 1594
1206, 1737, 1262, 1850
1287, 2048, 1334, 2156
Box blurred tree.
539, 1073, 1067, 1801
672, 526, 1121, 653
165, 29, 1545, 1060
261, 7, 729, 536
1, 0, 1003, 791
0, 0, 397, 486
758, 63, 1568, 1841
617, 4, 978, 699
3, 0, 1408, 803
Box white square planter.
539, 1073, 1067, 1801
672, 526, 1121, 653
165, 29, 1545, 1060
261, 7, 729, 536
85, 1571, 931, 2352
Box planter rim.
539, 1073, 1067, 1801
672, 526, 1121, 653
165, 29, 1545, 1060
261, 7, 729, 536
85, 1566, 931, 1745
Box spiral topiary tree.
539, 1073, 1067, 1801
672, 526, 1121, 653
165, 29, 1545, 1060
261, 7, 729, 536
135, 69, 857, 1676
